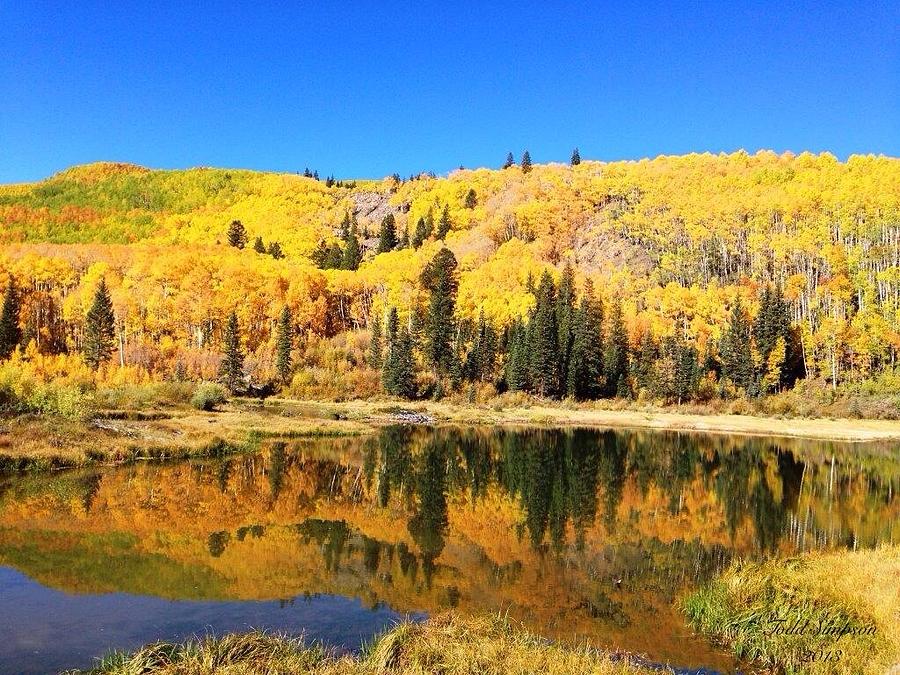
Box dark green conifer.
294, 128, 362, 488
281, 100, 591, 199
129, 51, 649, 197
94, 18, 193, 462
570, 148, 581, 165
420, 248, 459, 374
377, 213, 398, 253
253, 236, 266, 253
0, 278, 22, 359
566, 279, 603, 399
424, 207, 435, 238
340, 211, 351, 240
369, 313, 383, 368
603, 299, 629, 397
83, 278, 116, 370
436, 205, 451, 240
503, 152, 515, 169
267, 241, 284, 259
275, 305, 293, 383
528, 270, 559, 397
556, 262, 576, 388
227, 220, 247, 249
382, 308, 416, 399
341, 224, 362, 270
413, 217, 427, 249
721, 297, 754, 391
504, 320, 529, 392
324, 243, 343, 269
521, 150, 532, 173
218, 311, 245, 393
464, 188, 477, 209
632, 330, 657, 395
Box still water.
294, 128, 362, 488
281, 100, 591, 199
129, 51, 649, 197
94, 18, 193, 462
0, 426, 897, 674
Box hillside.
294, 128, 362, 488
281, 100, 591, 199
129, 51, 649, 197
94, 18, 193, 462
1, 151, 899, 406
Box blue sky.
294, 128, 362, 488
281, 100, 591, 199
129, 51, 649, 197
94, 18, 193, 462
1, 1, 897, 183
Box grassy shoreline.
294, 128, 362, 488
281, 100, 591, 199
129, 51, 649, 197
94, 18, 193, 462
3, 396, 900, 473
67, 614, 659, 675
682, 546, 900, 674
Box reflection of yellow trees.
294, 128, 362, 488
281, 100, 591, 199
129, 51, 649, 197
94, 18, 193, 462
0, 429, 896, 669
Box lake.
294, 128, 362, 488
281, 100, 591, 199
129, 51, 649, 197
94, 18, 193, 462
0, 426, 897, 674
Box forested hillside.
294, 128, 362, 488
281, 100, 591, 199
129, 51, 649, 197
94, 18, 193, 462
1, 151, 899, 411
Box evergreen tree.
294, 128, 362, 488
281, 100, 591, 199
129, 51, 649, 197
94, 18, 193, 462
424, 207, 435, 238
505, 320, 529, 392
324, 243, 343, 269
382, 308, 416, 399
556, 262, 576, 388
218, 311, 245, 393
632, 330, 657, 395
399, 226, 410, 249
311, 241, 329, 268
253, 236, 266, 253
420, 248, 459, 374
275, 306, 293, 383
377, 213, 398, 253
528, 271, 559, 397
657, 334, 698, 404
521, 150, 532, 173
464, 188, 477, 209
341, 224, 362, 270
268, 241, 284, 259
753, 284, 791, 392
340, 211, 351, 240
83, 278, 116, 370
369, 313, 383, 368
0, 278, 22, 359
570, 148, 581, 165
436, 205, 451, 240
413, 217, 427, 248
466, 312, 498, 382
603, 299, 629, 397
721, 297, 754, 391
566, 280, 603, 399
503, 152, 515, 169
227, 220, 247, 249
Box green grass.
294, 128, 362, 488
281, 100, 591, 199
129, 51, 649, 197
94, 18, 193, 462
682, 546, 900, 674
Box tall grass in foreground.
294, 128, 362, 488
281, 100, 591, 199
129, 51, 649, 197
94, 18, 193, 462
682, 546, 900, 674
67, 614, 659, 675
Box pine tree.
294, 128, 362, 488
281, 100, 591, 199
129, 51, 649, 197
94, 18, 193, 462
566, 279, 603, 399
399, 226, 410, 249
436, 205, 451, 240
721, 297, 754, 391
632, 330, 657, 395
275, 305, 293, 383
218, 311, 245, 393
528, 271, 559, 397
377, 213, 398, 253
83, 278, 116, 370
658, 334, 698, 404
413, 217, 427, 248
603, 299, 629, 397
340, 211, 351, 240
324, 243, 343, 269
570, 148, 581, 165
466, 312, 498, 382
521, 150, 532, 173
425, 207, 435, 238
753, 284, 791, 392
556, 262, 576, 388
503, 152, 515, 169
464, 188, 477, 209
420, 248, 459, 374
341, 224, 362, 270
504, 320, 529, 391
227, 220, 247, 249
382, 308, 416, 399
268, 241, 284, 259
368, 313, 383, 368
0, 278, 22, 359
253, 236, 266, 253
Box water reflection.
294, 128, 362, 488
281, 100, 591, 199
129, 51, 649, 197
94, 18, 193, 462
0, 427, 897, 672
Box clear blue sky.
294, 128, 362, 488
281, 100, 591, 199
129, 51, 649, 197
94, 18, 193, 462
1, 1, 898, 183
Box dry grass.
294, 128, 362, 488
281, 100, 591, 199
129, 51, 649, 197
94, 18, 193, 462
68, 614, 659, 675
682, 545, 900, 674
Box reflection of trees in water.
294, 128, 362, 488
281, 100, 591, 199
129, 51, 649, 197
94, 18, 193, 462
408, 438, 450, 588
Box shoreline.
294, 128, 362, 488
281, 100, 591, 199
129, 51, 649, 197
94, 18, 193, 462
2, 398, 900, 473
